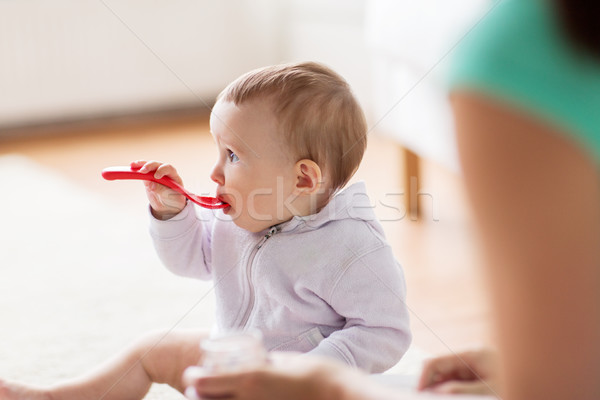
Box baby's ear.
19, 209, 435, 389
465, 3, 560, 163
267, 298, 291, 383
294, 159, 322, 195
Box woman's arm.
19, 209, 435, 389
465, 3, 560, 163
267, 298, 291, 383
452, 91, 600, 399
183, 353, 400, 400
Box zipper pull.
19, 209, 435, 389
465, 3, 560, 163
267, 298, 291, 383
257, 226, 279, 249
266, 226, 278, 238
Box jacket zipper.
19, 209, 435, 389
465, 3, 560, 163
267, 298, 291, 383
238, 225, 280, 329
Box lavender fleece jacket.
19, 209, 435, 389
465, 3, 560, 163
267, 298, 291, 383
149, 181, 411, 373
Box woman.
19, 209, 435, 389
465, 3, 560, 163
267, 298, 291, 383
183, 1, 600, 398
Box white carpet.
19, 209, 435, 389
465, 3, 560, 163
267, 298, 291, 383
0, 155, 217, 399
0, 155, 431, 399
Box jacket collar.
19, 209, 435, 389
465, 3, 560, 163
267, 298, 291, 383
275, 181, 376, 234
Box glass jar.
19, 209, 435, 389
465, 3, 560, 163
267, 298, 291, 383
200, 329, 267, 373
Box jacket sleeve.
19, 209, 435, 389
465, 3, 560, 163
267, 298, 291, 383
148, 202, 213, 280
307, 244, 412, 373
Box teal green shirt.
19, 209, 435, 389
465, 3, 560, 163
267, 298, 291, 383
449, 0, 600, 162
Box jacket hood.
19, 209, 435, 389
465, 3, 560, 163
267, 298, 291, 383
278, 181, 381, 234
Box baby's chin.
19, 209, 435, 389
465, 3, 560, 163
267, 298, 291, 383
229, 215, 278, 234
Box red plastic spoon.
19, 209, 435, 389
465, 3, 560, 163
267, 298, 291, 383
101, 166, 228, 209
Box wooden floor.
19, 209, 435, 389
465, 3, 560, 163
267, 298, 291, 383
0, 114, 493, 356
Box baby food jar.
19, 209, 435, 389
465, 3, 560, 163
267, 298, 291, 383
184, 330, 267, 399
200, 329, 267, 373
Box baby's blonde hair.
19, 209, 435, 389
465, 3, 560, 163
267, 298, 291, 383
217, 62, 367, 192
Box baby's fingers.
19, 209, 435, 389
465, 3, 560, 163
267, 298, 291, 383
154, 163, 183, 184
131, 161, 184, 185
135, 160, 163, 174
130, 160, 148, 170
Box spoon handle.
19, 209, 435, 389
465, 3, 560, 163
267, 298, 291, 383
102, 166, 188, 193
101, 166, 228, 209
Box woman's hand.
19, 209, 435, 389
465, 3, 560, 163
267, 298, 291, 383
131, 160, 187, 220
417, 348, 500, 396
182, 353, 380, 400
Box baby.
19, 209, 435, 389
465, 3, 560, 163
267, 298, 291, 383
0, 62, 411, 400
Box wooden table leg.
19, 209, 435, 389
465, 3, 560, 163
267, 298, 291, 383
402, 146, 420, 221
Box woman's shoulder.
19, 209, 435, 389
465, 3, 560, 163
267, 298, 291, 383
450, 0, 565, 85
450, 0, 600, 162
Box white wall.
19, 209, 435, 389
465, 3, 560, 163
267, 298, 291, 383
0, 0, 377, 130
1, 0, 491, 171
0, 0, 280, 127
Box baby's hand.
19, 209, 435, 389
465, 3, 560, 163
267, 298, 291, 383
131, 160, 187, 220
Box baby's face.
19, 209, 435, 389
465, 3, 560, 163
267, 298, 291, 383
209, 99, 298, 233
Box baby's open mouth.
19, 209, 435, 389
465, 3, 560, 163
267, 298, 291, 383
216, 195, 231, 211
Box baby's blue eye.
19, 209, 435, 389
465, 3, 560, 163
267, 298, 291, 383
227, 150, 239, 163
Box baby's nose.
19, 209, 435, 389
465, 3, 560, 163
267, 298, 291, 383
210, 163, 224, 186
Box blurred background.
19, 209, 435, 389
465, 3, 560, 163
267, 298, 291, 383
1, 0, 493, 398
0, 0, 489, 167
